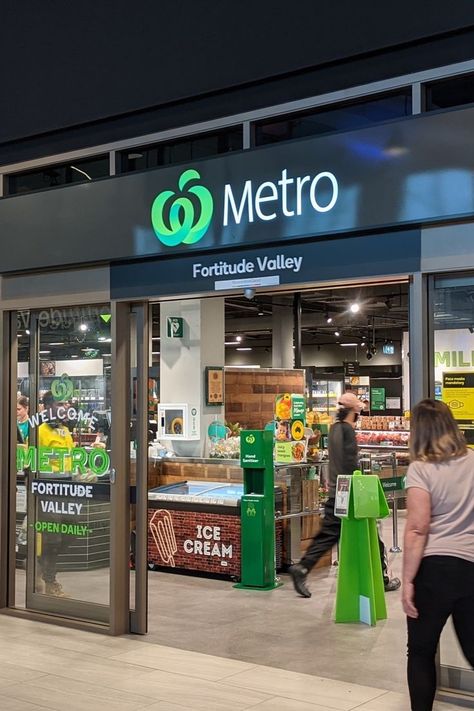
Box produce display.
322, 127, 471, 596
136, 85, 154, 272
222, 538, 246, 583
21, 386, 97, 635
356, 431, 409, 447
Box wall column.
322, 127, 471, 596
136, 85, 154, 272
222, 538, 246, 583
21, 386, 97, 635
160, 298, 225, 456
272, 300, 294, 369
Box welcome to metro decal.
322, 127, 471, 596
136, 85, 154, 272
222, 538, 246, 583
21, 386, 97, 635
151, 167, 338, 248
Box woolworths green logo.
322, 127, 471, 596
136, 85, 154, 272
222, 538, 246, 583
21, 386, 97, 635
151, 169, 213, 247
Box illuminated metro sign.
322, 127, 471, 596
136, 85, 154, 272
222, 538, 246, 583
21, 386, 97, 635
151, 168, 338, 247
1, 106, 474, 273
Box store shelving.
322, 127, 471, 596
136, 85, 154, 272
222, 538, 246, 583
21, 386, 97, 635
306, 377, 343, 416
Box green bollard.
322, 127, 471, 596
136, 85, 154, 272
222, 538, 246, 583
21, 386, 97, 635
234, 429, 281, 591
334, 470, 390, 625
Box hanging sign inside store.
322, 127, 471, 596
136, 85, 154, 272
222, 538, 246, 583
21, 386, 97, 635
344, 361, 359, 376
2, 107, 474, 273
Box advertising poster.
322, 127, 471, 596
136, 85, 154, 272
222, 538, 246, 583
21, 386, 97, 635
274, 393, 307, 464
442, 372, 474, 446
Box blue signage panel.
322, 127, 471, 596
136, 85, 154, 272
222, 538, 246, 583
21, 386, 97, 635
111, 230, 421, 299
0, 106, 472, 273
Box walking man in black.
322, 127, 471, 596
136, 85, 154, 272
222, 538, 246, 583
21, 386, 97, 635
289, 391, 400, 598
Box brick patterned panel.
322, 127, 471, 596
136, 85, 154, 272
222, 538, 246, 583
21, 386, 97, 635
148, 508, 284, 578
148, 508, 241, 577
225, 368, 305, 431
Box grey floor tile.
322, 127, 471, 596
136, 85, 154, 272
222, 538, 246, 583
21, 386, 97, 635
111, 668, 272, 711
0, 697, 50, 711
111, 644, 257, 680
0, 681, 150, 711
223, 666, 387, 710
30, 674, 156, 707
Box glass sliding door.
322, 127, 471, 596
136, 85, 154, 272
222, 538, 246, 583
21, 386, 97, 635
431, 274, 474, 698
14, 305, 113, 623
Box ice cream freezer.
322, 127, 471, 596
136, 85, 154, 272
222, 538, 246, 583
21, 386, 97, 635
147, 481, 283, 578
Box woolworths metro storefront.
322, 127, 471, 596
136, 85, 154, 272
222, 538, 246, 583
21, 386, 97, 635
0, 104, 473, 697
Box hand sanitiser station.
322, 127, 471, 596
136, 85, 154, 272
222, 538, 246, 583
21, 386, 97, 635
235, 429, 280, 590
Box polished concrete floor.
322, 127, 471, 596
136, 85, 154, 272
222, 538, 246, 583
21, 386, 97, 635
0, 614, 463, 710
145, 516, 410, 693
12, 515, 471, 707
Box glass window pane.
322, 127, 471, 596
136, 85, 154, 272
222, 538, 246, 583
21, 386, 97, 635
254, 90, 412, 146
119, 127, 243, 174
8, 155, 109, 196
425, 73, 474, 112
433, 273, 474, 437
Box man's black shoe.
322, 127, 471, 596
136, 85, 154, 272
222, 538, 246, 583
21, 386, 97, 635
289, 564, 311, 598
384, 576, 401, 592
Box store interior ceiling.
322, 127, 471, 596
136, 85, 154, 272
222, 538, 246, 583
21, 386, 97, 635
17, 284, 410, 364
17, 279, 474, 364
223, 282, 410, 355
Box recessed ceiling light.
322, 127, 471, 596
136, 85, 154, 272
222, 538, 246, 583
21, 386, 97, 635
350, 303, 360, 313
79, 323, 88, 332
334, 331, 340, 337
326, 314, 333, 324
236, 335, 242, 342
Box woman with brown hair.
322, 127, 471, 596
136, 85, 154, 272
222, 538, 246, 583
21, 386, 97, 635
403, 399, 474, 711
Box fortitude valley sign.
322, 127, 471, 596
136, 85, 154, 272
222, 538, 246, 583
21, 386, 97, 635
2, 106, 474, 272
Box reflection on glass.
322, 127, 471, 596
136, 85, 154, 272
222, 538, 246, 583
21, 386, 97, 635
433, 276, 474, 695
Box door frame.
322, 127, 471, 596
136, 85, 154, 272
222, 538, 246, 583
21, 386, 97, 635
0, 294, 148, 634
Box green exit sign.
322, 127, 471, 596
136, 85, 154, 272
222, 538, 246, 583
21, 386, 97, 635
167, 317, 184, 338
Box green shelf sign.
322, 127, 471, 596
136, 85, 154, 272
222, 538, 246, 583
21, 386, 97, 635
370, 387, 386, 412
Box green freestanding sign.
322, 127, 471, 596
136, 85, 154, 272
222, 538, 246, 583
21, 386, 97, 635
335, 470, 389, 625
236, 429, 281, 591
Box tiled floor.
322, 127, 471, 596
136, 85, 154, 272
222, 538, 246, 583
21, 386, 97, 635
0, 615, 462, 711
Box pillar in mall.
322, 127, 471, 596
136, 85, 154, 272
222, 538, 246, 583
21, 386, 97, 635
272, 300, 294, 368
160, 298, 225, 456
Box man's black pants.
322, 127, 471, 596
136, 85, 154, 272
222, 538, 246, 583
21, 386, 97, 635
301, 497, 389, 581
407, 556, 474, 711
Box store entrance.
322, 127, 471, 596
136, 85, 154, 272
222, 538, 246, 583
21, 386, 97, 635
11, 305, 115, 624
135, 280, 414, 690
